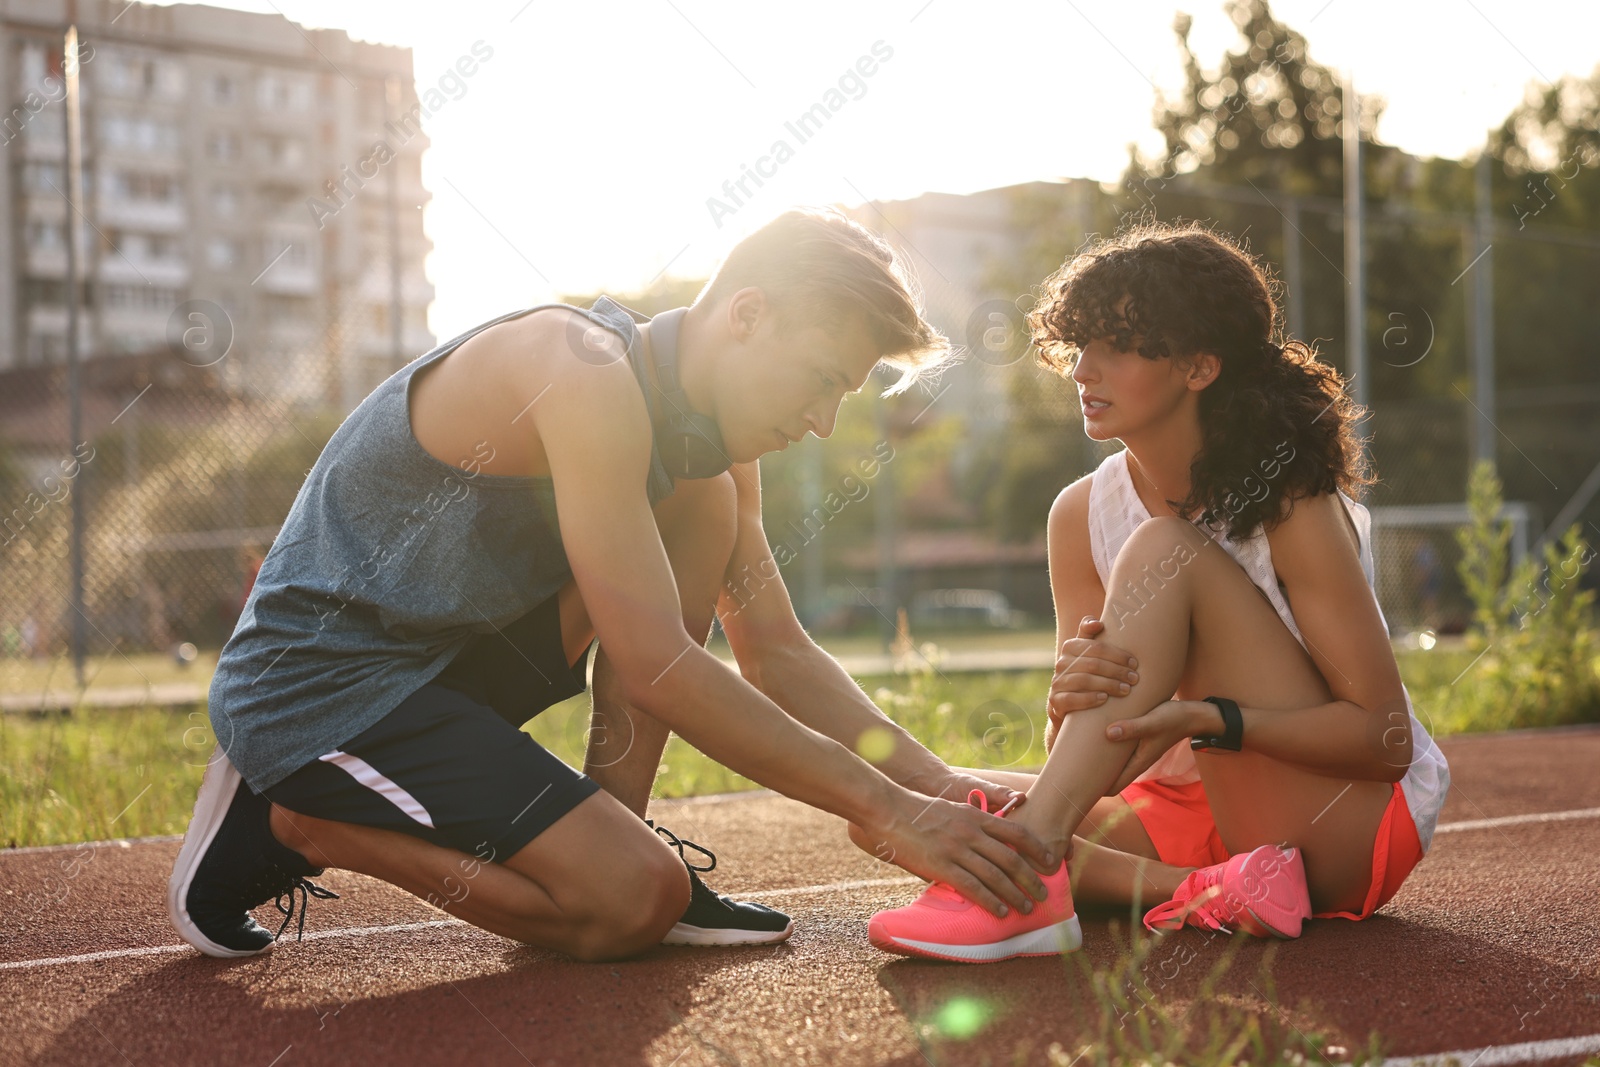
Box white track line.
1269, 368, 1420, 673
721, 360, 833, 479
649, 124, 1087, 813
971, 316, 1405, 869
1375, 1032, 1600, 1066
0, 879, 924, 972
0, 920, 459, 971
744, 876, 918, 899
1431, 806, 1600, 834
4, 804, 1599, 975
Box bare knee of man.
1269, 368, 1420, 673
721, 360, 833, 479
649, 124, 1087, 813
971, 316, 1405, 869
557, 471, 737, 663
501, 792, 690, 961
655, 471, 738, 625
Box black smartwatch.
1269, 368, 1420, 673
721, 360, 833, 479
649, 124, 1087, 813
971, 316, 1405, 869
1190, 695, 1243, 752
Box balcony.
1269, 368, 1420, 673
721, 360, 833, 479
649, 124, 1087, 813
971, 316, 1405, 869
99, 254, 190, 288
97, 196, 187, 232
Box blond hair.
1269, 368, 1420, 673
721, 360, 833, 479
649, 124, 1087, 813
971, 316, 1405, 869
698, 207, 953, 396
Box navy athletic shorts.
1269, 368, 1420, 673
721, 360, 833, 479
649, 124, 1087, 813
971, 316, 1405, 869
264, 590, 600, 864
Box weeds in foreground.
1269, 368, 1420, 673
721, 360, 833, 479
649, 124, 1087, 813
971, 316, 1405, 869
1045, 921, 1386, 1067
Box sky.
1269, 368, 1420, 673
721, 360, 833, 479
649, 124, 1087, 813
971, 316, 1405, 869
144, 0, 1600, 337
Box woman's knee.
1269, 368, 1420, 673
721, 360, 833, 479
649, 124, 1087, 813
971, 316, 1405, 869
1115, 516, 1214, 578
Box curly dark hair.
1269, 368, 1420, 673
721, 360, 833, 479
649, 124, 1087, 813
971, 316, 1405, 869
1027, 221, 1375, 540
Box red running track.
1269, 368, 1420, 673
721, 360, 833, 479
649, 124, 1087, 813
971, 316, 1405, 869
2, 725, 1599, 1066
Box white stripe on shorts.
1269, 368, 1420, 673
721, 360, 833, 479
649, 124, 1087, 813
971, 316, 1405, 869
318, 750, 437, 829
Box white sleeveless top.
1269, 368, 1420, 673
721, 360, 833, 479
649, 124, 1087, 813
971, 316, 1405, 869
1085, 448, 1451, 851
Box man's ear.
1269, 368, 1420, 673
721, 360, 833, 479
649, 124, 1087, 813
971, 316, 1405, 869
726, 287, 766, 342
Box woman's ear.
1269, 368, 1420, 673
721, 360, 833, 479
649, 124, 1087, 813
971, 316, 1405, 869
1185, 351, 1221, 391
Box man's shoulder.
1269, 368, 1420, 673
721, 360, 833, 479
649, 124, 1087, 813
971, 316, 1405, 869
479, 305, 635, 377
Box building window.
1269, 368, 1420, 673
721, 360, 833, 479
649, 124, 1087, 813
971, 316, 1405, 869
22, 162, 64, 193
102, 284, 184, 310
206, 131, 241, 161
105, 230, 183, 261
106, 170, 183, 203
26, 220, 65, 250
211, 186, 241, 218
98, 50, 184, 99
261, 236, 312, 271
209, 74, 237, 105
207, 238, 239, 268
23, 278, 67, 305
257, 73, 313, 112
260, 135, 307, 168
100, 114, 181, 152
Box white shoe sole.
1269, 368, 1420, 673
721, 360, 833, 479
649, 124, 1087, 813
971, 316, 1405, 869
880, 914, 1083, 963
166, 746, 269, 958
661, 919, 795, 947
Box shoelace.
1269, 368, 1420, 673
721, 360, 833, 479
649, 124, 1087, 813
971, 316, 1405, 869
916, 789, 1023, 906
1151, 867, 1231, 934
272, 876, 340, 942
647, 820, 717, 874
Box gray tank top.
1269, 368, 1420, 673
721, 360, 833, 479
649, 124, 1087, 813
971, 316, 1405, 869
209, 296, 677, 791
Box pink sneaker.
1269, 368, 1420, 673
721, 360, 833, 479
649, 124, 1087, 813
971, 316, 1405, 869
867, 792, 1082, 963
1143, 844, 1312, 938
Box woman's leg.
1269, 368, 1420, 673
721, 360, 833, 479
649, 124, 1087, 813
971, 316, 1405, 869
1010, 516, 1391, 915
956, 767, 1195, 908
270, 790, 690, 962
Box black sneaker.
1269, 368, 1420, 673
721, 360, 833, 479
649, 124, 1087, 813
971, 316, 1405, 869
648, 821, 793, 946
167, 747, 339, 957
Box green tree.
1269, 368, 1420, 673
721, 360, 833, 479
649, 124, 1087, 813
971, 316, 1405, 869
1136, 0, 1377, 198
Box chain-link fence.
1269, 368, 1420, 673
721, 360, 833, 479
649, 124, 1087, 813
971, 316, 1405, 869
0, 289, 408, 665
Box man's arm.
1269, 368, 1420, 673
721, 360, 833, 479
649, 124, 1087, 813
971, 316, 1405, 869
716, 460, 1019, 807
520, 316, 1053, 912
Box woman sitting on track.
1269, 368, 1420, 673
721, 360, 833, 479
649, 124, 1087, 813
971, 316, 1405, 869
865, 222, 1451, 962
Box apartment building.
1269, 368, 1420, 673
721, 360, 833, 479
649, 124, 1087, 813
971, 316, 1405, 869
840, 178, 1098, 473
0, 0, 434, 410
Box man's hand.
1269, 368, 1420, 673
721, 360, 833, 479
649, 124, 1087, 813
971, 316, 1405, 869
1045, 615, 1140, 752
847, 792, 1058, 918
1102, 699, 1215, 794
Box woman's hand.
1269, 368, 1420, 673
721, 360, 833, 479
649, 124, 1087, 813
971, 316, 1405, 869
1102, 699, 1217, 794
1044, 615, 1139, 752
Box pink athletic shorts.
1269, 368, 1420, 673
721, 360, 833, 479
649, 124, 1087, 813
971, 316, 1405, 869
1117, 777, 1424, 920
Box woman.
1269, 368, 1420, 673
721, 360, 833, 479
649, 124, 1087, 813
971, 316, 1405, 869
867, 222, 1450, 962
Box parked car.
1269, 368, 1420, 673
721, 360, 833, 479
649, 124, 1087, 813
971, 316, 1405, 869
909, 588, 1025, 630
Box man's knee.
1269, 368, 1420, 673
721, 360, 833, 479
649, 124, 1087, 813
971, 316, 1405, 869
657, 471, 739, 629
560, 845, 690, 961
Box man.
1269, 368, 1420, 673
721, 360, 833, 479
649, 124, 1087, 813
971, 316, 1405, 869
170, 208, 1056, 962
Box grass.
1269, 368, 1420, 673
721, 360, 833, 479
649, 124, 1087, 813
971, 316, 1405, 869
1042, 922, 1390, 1067
0, 628, 1060, 703
0, 648, 217, 697
1, 637, 1581, 850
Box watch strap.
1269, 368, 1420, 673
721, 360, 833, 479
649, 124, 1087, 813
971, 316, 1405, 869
1190, 695, 1243, 752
